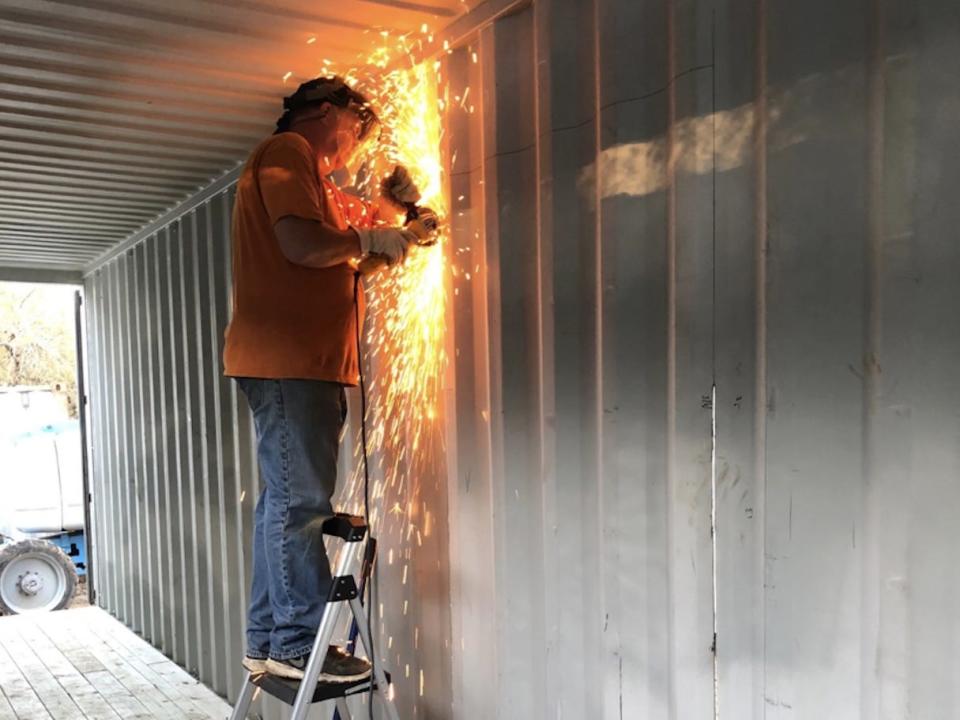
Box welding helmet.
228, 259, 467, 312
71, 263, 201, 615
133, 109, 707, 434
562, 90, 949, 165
275, 76, 380, 141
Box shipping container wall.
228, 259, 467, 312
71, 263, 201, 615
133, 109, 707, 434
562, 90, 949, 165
442, 3, 716, 718
445, 0, 960, 720
442, 1, 960, 719
83, 1, 960, 719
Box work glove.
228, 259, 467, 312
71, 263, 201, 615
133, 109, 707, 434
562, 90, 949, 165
406, 206, 440, 245
352, 225, 417, 266
381, 165, 421, 209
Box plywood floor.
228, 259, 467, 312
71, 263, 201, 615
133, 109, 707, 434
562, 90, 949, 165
0, 606, 230, 719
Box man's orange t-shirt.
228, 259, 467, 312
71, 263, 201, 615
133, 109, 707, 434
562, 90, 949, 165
222, 133, 375, 385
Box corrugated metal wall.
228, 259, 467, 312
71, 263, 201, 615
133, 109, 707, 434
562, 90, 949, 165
85, 189, 334, 720
713, 1, 960, 717
443, 3, 716, 717
84, 186, 255, 701
84, 177, 454, 718
83, 0, 960, 719
442, 0, 960, 719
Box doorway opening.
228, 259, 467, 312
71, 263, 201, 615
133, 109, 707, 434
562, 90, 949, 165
0, 281, 91, 615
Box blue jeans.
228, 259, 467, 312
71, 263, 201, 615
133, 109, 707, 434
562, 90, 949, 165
235, 378, 347, 660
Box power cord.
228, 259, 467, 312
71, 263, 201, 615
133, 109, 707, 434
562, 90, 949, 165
353, 271, 376, 720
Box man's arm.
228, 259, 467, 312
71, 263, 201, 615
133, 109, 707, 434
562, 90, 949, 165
274, 216, 360, 269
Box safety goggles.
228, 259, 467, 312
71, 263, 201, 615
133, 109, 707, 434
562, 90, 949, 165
283, 77, 380, 142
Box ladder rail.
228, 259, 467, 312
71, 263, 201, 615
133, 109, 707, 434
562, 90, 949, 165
228, 672, 257, 720
348, 596, 400, 720
228, 516, 400, 720
335, 697, 353, 720
289, 540, 364, 720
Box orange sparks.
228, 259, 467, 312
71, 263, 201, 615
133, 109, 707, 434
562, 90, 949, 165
324, 38, 451, 706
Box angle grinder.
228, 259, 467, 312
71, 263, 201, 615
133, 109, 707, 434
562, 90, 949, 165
355, 203, 440, 274
403, 202, 440, 247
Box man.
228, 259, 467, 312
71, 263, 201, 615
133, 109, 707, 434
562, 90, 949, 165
222, 76, 426, 681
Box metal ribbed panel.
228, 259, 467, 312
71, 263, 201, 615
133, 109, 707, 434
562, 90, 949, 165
443, 1, 960, 719
0, 0, 469, 272
80, 1, 960, 719
713, 1, 960, 718
84, 186, 258, 705
444, 3, 716, 717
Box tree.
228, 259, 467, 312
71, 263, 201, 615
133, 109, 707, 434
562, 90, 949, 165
0, 283, 78, 418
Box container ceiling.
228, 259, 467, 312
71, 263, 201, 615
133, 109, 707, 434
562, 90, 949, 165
0, 0, 472, 275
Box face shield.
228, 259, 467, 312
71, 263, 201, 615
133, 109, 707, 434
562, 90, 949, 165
279, 76, 381, 168
335, 103, 380, 169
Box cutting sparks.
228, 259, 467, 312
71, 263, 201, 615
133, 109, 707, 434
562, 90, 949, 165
310, 38, 452, 578
312, 26, 472, 707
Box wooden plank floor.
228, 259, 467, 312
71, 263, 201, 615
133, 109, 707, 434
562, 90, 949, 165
0, 607, 231, 719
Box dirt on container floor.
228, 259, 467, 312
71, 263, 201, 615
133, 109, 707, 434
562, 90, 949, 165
68, 576, 91, 609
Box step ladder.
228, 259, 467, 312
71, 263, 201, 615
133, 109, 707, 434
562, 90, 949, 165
229, 514, 400, 720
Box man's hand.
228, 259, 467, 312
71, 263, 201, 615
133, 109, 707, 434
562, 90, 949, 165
353, 226, 417, 266
381, 165, 421, 209
407, 207, 440, 244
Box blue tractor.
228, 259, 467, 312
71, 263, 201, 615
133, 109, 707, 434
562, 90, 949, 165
0, 417, 86, 614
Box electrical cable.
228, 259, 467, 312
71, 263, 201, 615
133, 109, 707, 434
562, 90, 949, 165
353, 271, 376, 720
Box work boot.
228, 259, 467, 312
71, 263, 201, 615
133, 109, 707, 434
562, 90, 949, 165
266, 645, 372, 683
242, 656, 267, 674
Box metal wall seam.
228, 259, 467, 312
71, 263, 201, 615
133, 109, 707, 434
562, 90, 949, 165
184, 207, 212, 686
133, 244, 151, 642
97, 267, 114, 616
113, 258, 131, 628
96, 266, 112, 616
152, 229, 170, 656
148, 240, 166, 651
174, 220, 192, 668
442, 37, 497, 720
107, 262, 124, 620
201, 196, 227, 696
484, 9, 546, 719
123, 255, 141, 631
84, 272, 102, 608
531, 0, 604, 716
132, 244, 149, 638
713, 0, 764, 714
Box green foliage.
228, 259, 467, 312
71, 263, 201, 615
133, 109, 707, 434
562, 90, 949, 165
0, 283, 78, 418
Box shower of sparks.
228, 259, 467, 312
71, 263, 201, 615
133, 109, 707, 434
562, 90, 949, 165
335, 56, 449, 542
297, 23, 449, 512
311, 25, 471, 706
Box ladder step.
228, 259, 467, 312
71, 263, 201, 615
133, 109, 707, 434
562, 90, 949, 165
250, 670, 392, 705
321, 513, 368, 542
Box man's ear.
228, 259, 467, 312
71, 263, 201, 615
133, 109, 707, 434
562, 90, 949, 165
315, 102, 334, 123
291, 102, 333, 127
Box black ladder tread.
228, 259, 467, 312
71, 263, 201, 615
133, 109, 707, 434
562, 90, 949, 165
250, 670, 391, 705
321, 513, 368, 542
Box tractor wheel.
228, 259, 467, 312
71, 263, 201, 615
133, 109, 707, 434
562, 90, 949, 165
0, 539, 78, 615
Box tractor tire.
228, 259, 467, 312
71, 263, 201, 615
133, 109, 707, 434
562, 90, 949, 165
0, 539, 78, 615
